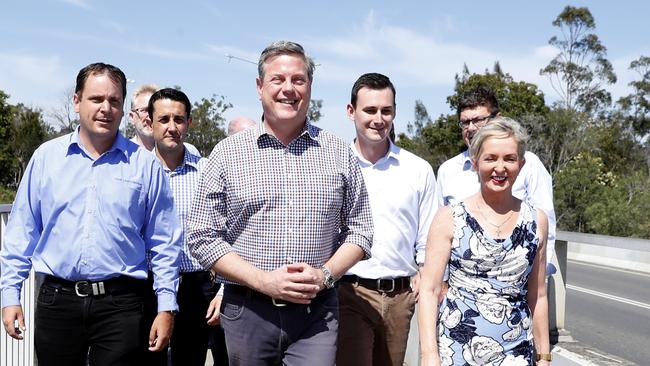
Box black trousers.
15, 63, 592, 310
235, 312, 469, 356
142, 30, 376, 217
171, 270, 227, 366
35, 279, 146, 366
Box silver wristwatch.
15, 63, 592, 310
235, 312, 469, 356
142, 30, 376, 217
320, 266, 336, 289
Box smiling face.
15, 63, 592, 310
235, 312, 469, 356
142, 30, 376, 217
74, 72, 124, 152
472, 135, 524, 193
256, 54, 311, 129
150, 98, 191, 155
348, 87, 395, 148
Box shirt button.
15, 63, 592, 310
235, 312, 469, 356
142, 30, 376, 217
288, 228, 293, 234
287, 174, 293, 179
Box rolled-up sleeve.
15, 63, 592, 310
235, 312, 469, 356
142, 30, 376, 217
338, 148, 373, 259
186, 146, 234, 269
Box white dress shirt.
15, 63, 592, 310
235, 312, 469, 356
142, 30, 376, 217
347, 141, 436, 279
435, 150, 556, 262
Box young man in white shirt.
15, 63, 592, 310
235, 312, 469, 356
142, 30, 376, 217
337, 73, 436, 366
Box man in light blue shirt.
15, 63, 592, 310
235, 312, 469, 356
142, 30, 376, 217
0, 62, 182, 366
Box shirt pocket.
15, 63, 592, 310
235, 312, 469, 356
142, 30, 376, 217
100, 177, 145, 231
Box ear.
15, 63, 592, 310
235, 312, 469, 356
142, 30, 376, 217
346, 103, 355, 122
128, 110, 136, 123
519, 156, 526, 170
256, 77, 263, 100
187, 117, 193, 127
73, 93, 81, 113
471, 158, 478, 172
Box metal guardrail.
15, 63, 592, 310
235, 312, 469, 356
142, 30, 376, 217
2, 202, 648, 366
557, 230, 650, 252
1, 204, 37, 366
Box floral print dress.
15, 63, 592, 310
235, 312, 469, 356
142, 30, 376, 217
437, 201, 539, 366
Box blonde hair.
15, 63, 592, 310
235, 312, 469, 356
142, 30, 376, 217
469, 116, 528, 160
130, 84, 159, 110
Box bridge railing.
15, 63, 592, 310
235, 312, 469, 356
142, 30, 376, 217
1, 204, 37, 366
2, 203, 649, 366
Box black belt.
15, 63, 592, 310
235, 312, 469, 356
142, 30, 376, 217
340, 275, 411, 293
225, 284, 335, 307
43, 275, 146, 297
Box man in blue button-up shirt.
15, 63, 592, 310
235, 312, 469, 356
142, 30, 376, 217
0, 62, 182, 366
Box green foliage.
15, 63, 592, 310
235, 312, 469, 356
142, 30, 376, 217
187, 94, 232, 156
554, 152, 615, 232
0, 91, 15, 187
396, 100, 464, 173
617, 55, 650, 138
12, 104, 51, 186
0, 185, 16, 204
308, 99, 323, 122
540, 6, 616, 113
0, 93, 51, 188
519, 107, 588, 176
584, 172, 650, 238
448, 64, 550, 119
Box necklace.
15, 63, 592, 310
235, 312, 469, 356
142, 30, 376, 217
475, 200, 515, 238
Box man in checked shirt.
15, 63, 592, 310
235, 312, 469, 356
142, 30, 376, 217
147, 87, 227, 365
186, 40, 374, 365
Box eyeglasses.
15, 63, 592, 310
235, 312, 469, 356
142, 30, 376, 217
458, 113, 496, 129
131, 107, 149, 118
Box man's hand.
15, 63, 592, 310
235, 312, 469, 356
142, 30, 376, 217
148, 311, 174, 351
411, 272, 421, 302
206, 295, 222, 326
255, 263, 321, 304
2, 305, 26, 340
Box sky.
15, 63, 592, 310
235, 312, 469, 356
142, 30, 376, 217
1, 0, 648, 142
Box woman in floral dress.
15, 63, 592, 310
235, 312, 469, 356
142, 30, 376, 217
419, 117, 551, 366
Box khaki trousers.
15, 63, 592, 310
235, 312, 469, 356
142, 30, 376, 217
336, 281, 416, 366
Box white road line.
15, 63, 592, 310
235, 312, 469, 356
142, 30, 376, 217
567, 284, 650, 310
585, 349, 623, 363
568, 259, 650, 278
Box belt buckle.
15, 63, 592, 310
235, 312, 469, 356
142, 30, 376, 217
272, 298, 287, 307
75, 281, 90, 297
377, 279, 395, 293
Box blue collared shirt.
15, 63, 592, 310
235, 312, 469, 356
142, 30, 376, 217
0, 129, 182, 312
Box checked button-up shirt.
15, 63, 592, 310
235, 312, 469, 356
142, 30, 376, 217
186, 121, 373, 284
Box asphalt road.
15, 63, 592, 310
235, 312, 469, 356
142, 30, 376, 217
565, 260, 650, 365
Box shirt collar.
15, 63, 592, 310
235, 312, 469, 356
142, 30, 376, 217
68, 127, 130, 159
462, 149, 473, 171
350, 139, 400, 166
256, 117, 318, 143
154, 146, 201, 172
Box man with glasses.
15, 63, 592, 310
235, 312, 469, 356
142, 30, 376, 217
129, 84, 158, 151
435, 86, 556, 268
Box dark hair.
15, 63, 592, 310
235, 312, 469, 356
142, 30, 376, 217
350, 73, 396, 107
456, 86, 499, 118
148, 88, 192, 119
75, 62, 127, 101
258, 41, 316, 82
